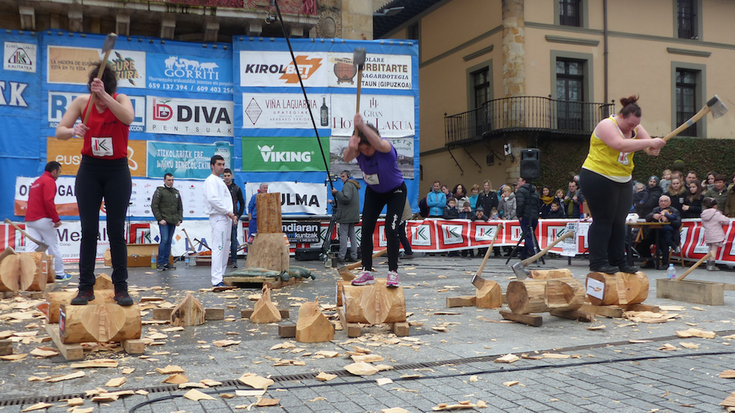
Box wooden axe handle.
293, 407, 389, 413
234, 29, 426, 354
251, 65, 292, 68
663, 105, 711, 142
181, 228, 197, 253
81, 47, 115, 127
521, 230, 575, 266
675, 252, 712, 281
342, 248, 387, 271
4, 218, 47, 248
353, 68, 364, 136
475, 223, 503, 278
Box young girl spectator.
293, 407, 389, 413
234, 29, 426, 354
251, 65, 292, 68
498, 186, 517, 220
489, 207, 499, 220
632, 182, 647, 213
538, 186, 554, 219
666, 177, 686, 213
468, 184, 480, 212
703, 172, 717, 191
700, 197, 729, 271
681, 181, 703, 218
659, 169, 672, 193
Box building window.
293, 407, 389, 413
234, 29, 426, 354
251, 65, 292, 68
677, 0, 698, 39
472, 67, 490, 110
407, 23, 419, 41
676, 69, 698, 137
556, 59, 585, 130
559, 0, 581, 27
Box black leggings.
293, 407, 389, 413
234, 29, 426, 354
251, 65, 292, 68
76, 156, 131, 291
361, 182, 406, 272
579, 168, 632, 269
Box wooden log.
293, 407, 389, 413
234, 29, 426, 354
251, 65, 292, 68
0, 254, 20, 292
337, 279, 386, 306
0, 339, 12, 356
656, 278, 725, 306
499, 310, 543, 327
250, 285, 282, 324
529, 269, 573, 280
506, 279, 585, 314
296, 299, 334, 343
256, 192, 282, 234
549, 309, 594, 322
585, 272, 649, 306
204, 308, 225, 320
59, 303, 142, 344
342, 283, 406, 325
337, 307, 362, 338
94, 274, 114, 290
22, 253, 46, 292
279, 324, 296, 338
446, 296, 476, 308
170, 293, 206, 327
45, 321, 83, 361
245, 233, 289, 273
475, 280, 502, 309
21, 252, 53, 285
46, 290, 116, 323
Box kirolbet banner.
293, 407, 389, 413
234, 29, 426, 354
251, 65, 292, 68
241, 137, 329, 172
244, 182, 327, 215
239, 51, 328, 87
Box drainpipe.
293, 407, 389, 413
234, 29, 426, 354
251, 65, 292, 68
603, 0, 609, 103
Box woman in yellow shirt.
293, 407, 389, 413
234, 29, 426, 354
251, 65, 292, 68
580, 96, 666, 274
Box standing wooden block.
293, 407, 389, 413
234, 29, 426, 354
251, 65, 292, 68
529, 269, 573, 280
506, 279, 584, 314
342, 283, 406, 325
21, 253, 44, 292
446, 296, 476, 308
59, 303, 142, 344
585, 272, 649, 306
245, 233, 289, 273
251, 285, 282, 324
656, 278, 724, 305
23, 252, 53, 285
0, 339, 13, 356
152, 308, 174, 320
94, 274, 114, 290
46, 290, 116, 323
170, 293, 206, 327
256, 192, 282, 234
475, 280, 502, 309
279, 324, 296, 338
204, 308, 225, 320
296, 299, 334, 343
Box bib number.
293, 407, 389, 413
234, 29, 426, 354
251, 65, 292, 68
617, 151, 630, 166
91, 137, 113, 157
364, 173, 380, 186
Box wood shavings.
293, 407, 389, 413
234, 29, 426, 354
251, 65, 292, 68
238, 373, 274, 390
22, 402, 53, 412
542, 353, 570, 359
255, 398, 280, 407
315, 372, 337, 382
162, 374, 188, 384
679, 342, 699, 349
183, 389, 215, 401
47, 371, 85, 382
344, 361, 379, 376
376, 378, 393, 386
676, 328, 716, 339
105, 377, 126, 387
503, 381, 520, 387
235, 390, 266, 397
494, 354, 519, 363
658, 343, 677, 351
719, 370, 735, 379
432, 401, 477, 410
586, 325, 606, 330
213, 339, 241, 347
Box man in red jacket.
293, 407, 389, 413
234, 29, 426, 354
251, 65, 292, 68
25, 162, 70, 281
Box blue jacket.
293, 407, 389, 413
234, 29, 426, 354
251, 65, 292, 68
426, 191, 446, 217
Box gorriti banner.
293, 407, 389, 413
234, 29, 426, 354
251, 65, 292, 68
330, 94, 415, 137
244, 182, 327, 215
328, 52, 412, 90
146, 53, 233, 94
146, 96, 234, 137
241, 93, 331, 129
239, 51, 328, 87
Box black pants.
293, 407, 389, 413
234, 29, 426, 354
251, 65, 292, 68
361, 182, 406, 272
76, 156, 131, 291
579, 169, 632, 270
519, 217, 537, 259
398, 221, 412, 255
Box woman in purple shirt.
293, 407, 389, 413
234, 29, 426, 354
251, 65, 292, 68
343, 114, 406, 287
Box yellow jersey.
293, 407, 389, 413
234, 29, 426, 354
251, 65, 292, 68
582, 116, 636, 183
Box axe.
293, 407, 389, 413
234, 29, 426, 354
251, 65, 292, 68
663, 95, 728, 141
4, 218, 49, 253
510, 230, 575, 279
353, 47, 366, 133
675, 252, 712, 281
75, 33, 118, 138
338, 248, 387, 281
470, 223, 503, 289
180, 228, 197, 255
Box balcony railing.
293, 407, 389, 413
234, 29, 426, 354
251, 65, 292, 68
444, 96, 615, 146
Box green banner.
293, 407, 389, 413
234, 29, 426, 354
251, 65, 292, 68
242, 137, 330, 172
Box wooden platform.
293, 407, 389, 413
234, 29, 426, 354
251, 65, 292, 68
656, 278, 725, 305
337, 308, 409, 338
223, 275, 302, 290
45, 322, 146, 361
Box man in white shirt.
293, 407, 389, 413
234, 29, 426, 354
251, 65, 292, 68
203, 155, 236, 287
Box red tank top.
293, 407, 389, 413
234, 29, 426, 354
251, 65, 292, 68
81, 93, 130, 159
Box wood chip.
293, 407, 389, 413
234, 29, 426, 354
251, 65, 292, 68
720, 370, 735, 379
586, 325, 606, 330
344, 362, 379, 376
66, 397, 84, 407
22, 402, 54, 412
351, 354, 384, 363
314, 350, 339, 358
156, 365, 185, 374
255, 398, 280, 407
628, 339, 652, 343
29, 347, 59, 358
542, 353, 570, 359
213, 339, 241, 347
220, 393, 235, 399
122, 368, 135, 374
659, 343, 677, 351
432, 402, 477, 410
90, 394, 118, 403
469, 376, 478, 382
376, 378, 393, 386
238, 373, 274, 390
503, 381, 520, 387
679, 342, 699, 349
162, 374, 188, 384
494, 354, 519, 363
71, 359, 118, 368
477, 400, 487, 408
105, 377, 126, 387
676, 328, 716, 339
382, 408, 411, 413
0, 354, 27, 361
71, 408, 94, 413
316, 372, 337, 382
200, 379, 222, 387
521, 353, 543, 360
161, 327, 184, 332
235, 390, 266, 397
179, 382, 207, 389
47, 371, 85, 382
183, 389, 215, 401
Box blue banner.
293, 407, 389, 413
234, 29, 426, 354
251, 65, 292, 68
146, 53, 233, 94
147, 141, 233, 180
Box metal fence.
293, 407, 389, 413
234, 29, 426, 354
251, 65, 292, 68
444, 96, 615, 146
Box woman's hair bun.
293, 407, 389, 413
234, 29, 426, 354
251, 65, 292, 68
620, 95, 639, 107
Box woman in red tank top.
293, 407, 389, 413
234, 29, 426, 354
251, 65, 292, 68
55, 62, 136, 307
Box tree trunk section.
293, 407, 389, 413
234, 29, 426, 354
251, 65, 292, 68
586, 272, 649, 306
0, 254, 20, 292
507, 279, 584, 314
296, 299, 334, 343
251, 285, 282, 324
23, 253, 47, 291
475, 280, 502, 309
245, 233, 289, 273
46, 290, 116, 323
342, 283, 406, 325
256, 192, 282, 234
170, 293, 206, 327
59, 303, 142, 344
529, 269, 573, 280
94, 274, 114, 290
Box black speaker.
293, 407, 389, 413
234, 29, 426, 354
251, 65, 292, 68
520, 149, 541, 181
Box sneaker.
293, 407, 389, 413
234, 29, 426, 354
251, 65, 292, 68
231, 263, 238, 268
55, 273, 72, 281
707, 262, 720, 271
114, 290, 134, 306
70, 290, 95, 306
402, 253, 414, 260
164, 263, 177, 270
386, 271, 399, 288
351, 271, 375, 286
618, 265, 639, 274
157, 265, 166, 272
213, 281, 227, 288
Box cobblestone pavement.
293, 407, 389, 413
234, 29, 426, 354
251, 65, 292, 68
1, 253, 735, 413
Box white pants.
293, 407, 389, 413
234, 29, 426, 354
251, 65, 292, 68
209, 214, 231, 285
25, 218, 65, 277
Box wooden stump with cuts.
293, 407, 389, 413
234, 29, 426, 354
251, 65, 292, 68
585, 272, 649, 306
250, 285, 282, 323
338, 280, 409, 337
246, 192, 289, 272
506, 278, 585, 314
170, 293, 206, 327
0, 253, 37, 292
296, 299, 334, 343
59, 303, 142, 344
46, 290, 116, 323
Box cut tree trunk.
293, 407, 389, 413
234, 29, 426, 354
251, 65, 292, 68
245, 233, 289, 273
0, 254, 20, 292
475, 280, 502, 309
170, 293, 206, 327
94, 274, 114, 290
22, 252, 53, 284
342, 283, 406, 325
250, 285, 281, 324
256, 192, 282, 234
18, 253, 36, 291
296, 299, 334, 343
46, 290, 116, 323
506, 278, 585, 314
59, 303, 142, 344
529, 269, 573, 280
23, 253, 47, 292
586, 272, 649, 306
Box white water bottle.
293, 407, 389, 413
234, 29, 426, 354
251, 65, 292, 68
667, 263, 676, 279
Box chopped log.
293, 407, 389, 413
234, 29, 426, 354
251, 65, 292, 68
250, 285, 281, 324
278, 324, 296, 338
46, 290, 116, 323
21, 252, 53, 285
342, 282, 406, 325
153, 308, 174, 320
506, 279, 585, 314
204, 308, 225, 320
59, 303, 142, 344
337, 279, 386, 306
22, 253, 45, 292
0, 254, 20, 292
296, 299, 334, 343
499, 310, 543, 327
579, 303, 623, 318
585, 272, 649, 306
0, 339, 12, 356
529, 269, 573, 280
94, 274, 114, 290
122, 339, 146, 354
170, 293, 206, 327
475, 280, 502, 309
337, 307, 362, 338
446, 296, 476, 308
241, 308, 289, 319
256, 193, 282, 234
245, 233, 289, 273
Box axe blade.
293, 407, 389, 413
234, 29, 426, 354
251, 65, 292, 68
707, 95, 728, 119
102, 33, 118, 54
510, 261, 530, 280
353, 47, 366, 68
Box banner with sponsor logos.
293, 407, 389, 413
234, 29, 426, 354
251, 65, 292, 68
244, 182, 327, 216
241, 137, 329, 172
330, 94, 415, 137
241, 93, 331, 129
147, 141, 233, 179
